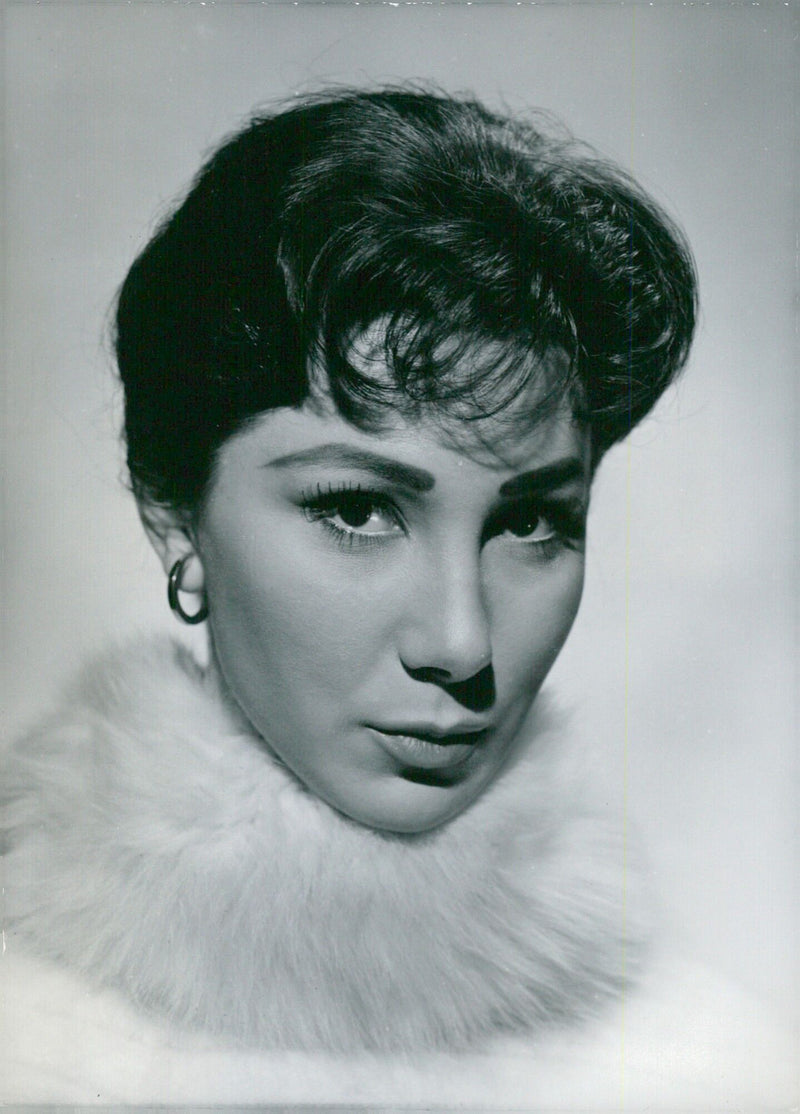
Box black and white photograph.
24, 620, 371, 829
1, 1, 797, 1107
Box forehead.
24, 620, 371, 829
303, 329, 586, 473
312, 322, 579, 440
227, 389, 590, 493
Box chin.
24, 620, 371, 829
337, 780, 478, 836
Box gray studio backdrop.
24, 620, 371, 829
3, 1, 797, 1024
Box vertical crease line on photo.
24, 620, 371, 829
621, 6, 638, 1109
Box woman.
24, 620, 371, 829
2, 89, 791, 1105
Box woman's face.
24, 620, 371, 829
195, 369, 590, 833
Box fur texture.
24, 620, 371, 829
2, 638, 647, 1053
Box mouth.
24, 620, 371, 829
366, 726, 488, 772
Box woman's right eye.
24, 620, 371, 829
301, 486, 403, 541
328, 494, 400, 534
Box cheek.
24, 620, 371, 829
202, 532, 393, 707
491, 556, 585, 688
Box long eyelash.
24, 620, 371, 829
300, 480, 362, 509
300, 481, 364, 525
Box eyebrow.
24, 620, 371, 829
265, 444, 436, 492
266, 442, 585, 498
498, 458, 586, 497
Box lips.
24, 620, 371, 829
367, 725, 488, 771
373, 721, 489, 740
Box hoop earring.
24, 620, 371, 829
167, 556, 208, 625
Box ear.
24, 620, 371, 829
137, 500, 205, 595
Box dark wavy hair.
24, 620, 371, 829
115, 87, 697, 512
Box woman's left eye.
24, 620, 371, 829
499, 507, 558, 544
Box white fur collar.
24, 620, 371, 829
3, 637, 646, 1052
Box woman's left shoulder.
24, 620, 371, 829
483, 946, 798, 1109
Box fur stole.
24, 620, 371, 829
2, 637, 647, 1053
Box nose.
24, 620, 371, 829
397, 550, 493, 686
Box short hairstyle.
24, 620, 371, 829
115, 87, 697, 512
